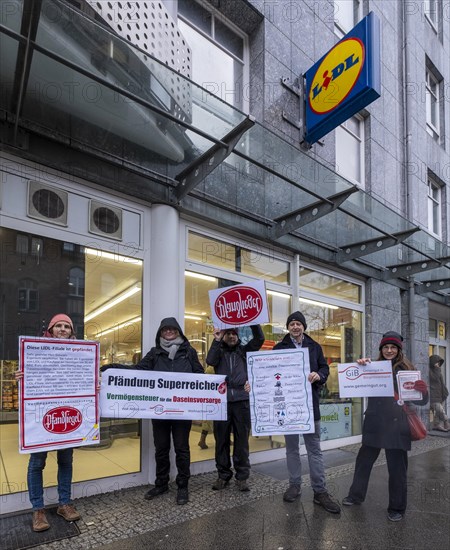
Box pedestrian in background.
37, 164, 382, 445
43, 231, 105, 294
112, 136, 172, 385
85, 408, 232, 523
16, 314, 81, 532
429, 355, 449, 432
206, 325, 264, 492
274, 311, 341, 514
343, 331, 429, 522
101, 317, 203, 505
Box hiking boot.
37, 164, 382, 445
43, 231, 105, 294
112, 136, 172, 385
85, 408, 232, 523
56, 504, 81, 521
387, 511, 404, 522
236, 479, 250, 492
144, 485, 169, 500
177, 487, 189, 505
212, 478, 229, 490
283, 485, 301, 502
342, 496, 361, 506
32, 509, 50, 532
313, 492, 341, 514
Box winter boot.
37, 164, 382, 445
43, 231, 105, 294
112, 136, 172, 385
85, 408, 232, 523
198, 430, 208, 449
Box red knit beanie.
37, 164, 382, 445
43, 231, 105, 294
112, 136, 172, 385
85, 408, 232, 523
379, 331, 403, 350
44, 314, 74, 337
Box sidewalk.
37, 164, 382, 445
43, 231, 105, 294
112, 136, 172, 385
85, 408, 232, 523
14, 436, 450, 549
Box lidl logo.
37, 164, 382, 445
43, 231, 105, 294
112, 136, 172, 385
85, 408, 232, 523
309, 38, 365, 114
304, 12, 380, 145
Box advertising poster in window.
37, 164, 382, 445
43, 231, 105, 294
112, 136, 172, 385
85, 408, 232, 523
247, 349, 314, 436
18, 337, 100, 453
320, 402, 352, 440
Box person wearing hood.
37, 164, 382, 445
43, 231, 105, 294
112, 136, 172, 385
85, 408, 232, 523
342, 331, 429, 522
206, 324, 264, 491
15, 314, 81, 532
101, 317, 203, 505
429, 355, 449, 432
273, 311, 341, 514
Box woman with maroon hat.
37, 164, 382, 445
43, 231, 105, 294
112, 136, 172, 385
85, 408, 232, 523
342, 331, 429, 522
15, 314, 81, 532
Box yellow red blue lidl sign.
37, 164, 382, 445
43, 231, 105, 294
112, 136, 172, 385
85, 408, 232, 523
309, 38, 365, 114
304, 12, 380, 144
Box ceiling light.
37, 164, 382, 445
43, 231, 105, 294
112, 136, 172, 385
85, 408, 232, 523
93, 316, 142, 337
299, 297, 338, 310
185, 271, 217, 282
84, 284, 141, 322
84, 248, 142, 264
267, 290, 291, 299
185, 314, 203, 320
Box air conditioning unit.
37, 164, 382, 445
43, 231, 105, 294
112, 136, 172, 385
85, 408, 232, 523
89, 200, 123, 240
27, 181, 68, 226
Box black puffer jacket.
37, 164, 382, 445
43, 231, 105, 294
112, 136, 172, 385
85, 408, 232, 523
362, 362, 428, 451
206, 325, 264, 402
273, 333, 329, 421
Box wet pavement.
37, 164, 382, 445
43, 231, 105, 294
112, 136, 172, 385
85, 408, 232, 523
9, 436, 450, 550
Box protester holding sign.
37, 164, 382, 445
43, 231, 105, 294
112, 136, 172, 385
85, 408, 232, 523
206, 325, 264, 492
101, 317, 203, 505
343, 331, 429, 522
273, 311, 341, 514
15, 314, 81, 533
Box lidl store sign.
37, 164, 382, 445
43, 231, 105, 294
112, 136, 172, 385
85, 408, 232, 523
304, 12, 381, 144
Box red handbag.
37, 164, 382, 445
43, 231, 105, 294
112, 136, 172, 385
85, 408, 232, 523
403, 406, 427, 441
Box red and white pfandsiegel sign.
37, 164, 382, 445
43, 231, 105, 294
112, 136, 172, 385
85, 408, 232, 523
209, 280, 269, 329
43, 407, 82, 434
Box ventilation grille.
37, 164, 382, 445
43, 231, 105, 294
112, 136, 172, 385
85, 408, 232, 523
27, 181, 68, 226
89, 200, 123, 240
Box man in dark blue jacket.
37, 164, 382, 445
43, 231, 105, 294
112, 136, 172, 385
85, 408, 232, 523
206, 325, 264, 491
273, 311, 340, 514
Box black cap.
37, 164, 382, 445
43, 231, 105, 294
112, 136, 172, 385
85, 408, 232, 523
286, 311, 307, 331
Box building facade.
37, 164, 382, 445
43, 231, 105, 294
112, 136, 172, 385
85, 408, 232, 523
0, 0, 449, 513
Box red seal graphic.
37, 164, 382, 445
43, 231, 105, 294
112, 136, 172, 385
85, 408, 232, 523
215, 286, 262, 325
42, 407, 82, 434
218, 381, 227, 394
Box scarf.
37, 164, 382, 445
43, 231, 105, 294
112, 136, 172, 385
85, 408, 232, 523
160, 336, 184, 360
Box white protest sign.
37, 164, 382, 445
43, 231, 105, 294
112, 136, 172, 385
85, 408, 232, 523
397, 371, 422, 401
100, 369, 227, 420
19, 336, 100, 453
208, 280, 269, 330
247, 348, 314, 436
338, 360, 394, 398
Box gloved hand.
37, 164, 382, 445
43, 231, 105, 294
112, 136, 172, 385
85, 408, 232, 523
100, 363, 126, 373
413, 379, 428, 394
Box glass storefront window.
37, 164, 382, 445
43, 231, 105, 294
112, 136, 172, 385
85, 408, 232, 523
188, 231, 289, 284
0, 228, 142, 496
300, 267, 361, 304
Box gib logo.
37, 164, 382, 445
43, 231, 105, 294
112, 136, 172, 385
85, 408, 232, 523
215, 287, 262, 325
344, 367, 362, 380
43, 407, 82, 434
309, 38, 365, 114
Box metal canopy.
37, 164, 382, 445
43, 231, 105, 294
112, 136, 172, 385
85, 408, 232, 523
385, 256, 450, 280
271, 187, 358, 239
337, 228, 420, 263
416, 278, 450, 294
174, 116, 255, 201
1, 0, 450, 305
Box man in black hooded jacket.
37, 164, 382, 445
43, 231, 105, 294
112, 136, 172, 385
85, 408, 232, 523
206, 324, 264, 491
101, 317, 203, 505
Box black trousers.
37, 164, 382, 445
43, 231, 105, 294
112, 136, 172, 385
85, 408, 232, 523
348, 444, 408, 513
152, 419, 192, 488
214, 400, 251, 481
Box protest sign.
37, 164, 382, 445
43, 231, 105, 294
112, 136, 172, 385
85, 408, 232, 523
397, 370, 422, 401
247, 348, 314, 436
208, 280, 269, 330
338, 360, 394, 398
19, 336, 100, 453
100, 369, 227, 420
